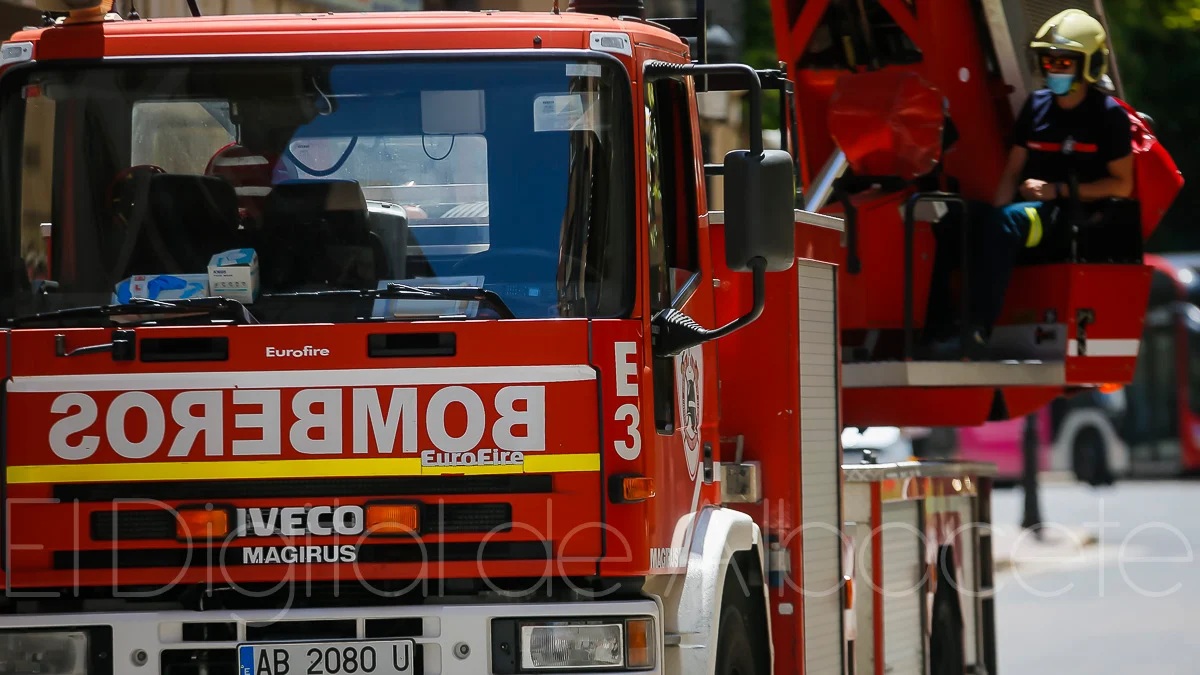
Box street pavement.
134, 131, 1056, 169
990, 479, 1200, 673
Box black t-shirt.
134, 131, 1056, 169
1011, 86, 1133, 186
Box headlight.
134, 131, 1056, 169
493, 617, 656, 673
521, 623, 623, 670
0, 631, 87, 675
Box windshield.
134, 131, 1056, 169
0, 56, 633, 324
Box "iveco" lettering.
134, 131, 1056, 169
236, 506, 364, 537
47, 385, 546, 461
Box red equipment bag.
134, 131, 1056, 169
827, 70, 946, 181
1112, 97, 1184, 239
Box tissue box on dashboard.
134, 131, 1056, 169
113, 274, 210, 304
207, 248, 260, 303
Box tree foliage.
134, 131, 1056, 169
1105, 0, 1200, 250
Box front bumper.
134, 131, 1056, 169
0, 599, 662, 675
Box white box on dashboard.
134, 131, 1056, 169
208, 248, 260, 304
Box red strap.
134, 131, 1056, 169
1026, 140, 1098, 153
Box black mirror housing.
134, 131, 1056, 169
723, 148, 796, 272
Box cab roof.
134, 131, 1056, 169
9, 11, 687, 61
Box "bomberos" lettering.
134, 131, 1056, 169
46, 385, 546, 461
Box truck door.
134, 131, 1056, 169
642, 69, 718, 569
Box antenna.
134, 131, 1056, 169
186, 0, 200, 17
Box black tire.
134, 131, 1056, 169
714, 561, 767, 675
929, 587, 964, 675
1072, 426, 1113, 486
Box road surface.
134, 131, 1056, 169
992, 479, 1200, 673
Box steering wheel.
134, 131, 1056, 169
107, 164, 166, 223
106, 165, 169, 279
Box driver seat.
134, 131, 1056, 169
258, 180, 389, 291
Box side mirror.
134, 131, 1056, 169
723, 148, 797, 273
651, 148, 797, 358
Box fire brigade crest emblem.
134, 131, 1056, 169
676, 347, 703, 479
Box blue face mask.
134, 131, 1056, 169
1046, 72, 1076, 95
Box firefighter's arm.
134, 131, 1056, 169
1063, 103, 1136, 202
1066, 153, 1134, 202
992, 145, 1028, 207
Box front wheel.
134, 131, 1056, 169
1072, 426, 1113, 486
714, 563, 767, 675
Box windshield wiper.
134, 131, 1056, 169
8, 296, 257, 327
265, 283, 517, 320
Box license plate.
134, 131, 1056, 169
238, 639, 415, 675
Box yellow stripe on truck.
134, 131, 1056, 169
6, 453, 601, 485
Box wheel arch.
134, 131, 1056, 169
1051, 408, 1130, 475
644, 506, 773, 675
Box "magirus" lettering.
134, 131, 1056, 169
243, 545, 357, 565
47, 385, 546, 461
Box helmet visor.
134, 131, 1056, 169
1040, 53, 1080, 71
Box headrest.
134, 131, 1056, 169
204, 142, 277, 199
267, 180, 368, 216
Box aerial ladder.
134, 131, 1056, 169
765, 0, 1184, 428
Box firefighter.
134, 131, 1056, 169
923, 9, 1133, 355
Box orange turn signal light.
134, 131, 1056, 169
625, 618, 655, 668
366, 504, 420, 535
610, 475, 656, 503
622, 477, 656, 502
176, 508, 229, 540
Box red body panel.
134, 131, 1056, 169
17, 13, 614, 60
844, 386, 1062, 428
822, 191, 936, 330
2, 321, 615, 589
1004, 264, 1151, 384
711, 218, 851, 673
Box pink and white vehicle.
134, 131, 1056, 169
911, 391, 1129, 485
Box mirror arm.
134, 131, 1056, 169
705, 256, 766, 340
652, 257, 767, 357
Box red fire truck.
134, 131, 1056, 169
0, 1, 1176, 674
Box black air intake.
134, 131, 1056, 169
567, 0, 644, 18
